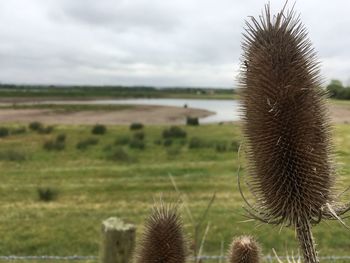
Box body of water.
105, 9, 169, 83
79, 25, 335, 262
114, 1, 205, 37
89, 98, 241, 123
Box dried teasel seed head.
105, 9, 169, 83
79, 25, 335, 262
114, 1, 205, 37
240, 4, 335, 227
136, 203, 187, 263
228, 236, 261, 263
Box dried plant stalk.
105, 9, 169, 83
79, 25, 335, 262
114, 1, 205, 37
136, 203, 187, 263
239, 4, 340, 263
228, 236, 261, 263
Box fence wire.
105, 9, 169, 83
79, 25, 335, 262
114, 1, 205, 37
0, 255, 350, 261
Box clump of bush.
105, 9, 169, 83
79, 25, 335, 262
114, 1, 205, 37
92, 124, 106, 135
186, 117, 199, 126
162, 126, 187, 139
43, 134, 66, 151
129, 139, 145, 150
29, 121, 43, 131
127, 130, 145, 150
326, 79, 350, 100
188, 137, 207, 149
130, 123, 144, 130
44, 140, 65, 151
133, 131, 145, 140
115, 135, 130, 146
29, 122, 54, 134
0, 150, 26, 161
107, 147, 135, 162
37, 187, 58, 202
56, 134, 66, 143
76, 138, 99, 150
0, 127, 9, 138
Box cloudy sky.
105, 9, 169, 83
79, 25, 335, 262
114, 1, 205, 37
0, 0, 349, 87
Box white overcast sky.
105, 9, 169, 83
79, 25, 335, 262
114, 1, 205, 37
0, 0, 349, 87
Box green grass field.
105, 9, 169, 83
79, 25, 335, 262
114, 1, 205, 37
0, 123, 349, 261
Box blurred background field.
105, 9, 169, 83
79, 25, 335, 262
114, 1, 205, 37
0, 120, 349, 260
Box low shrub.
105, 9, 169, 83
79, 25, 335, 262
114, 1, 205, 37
188, 137, 207, 149
186, 116, 199, 126
162, 126, 187, 139
29, 121, 43, 131
130, 123, 144, 130
0, 150, 26, 161
44, 140, 65, 151
129, 138, 145, 150
56, 134, 66, 143
0, 127, 9, 138
76, 138, 99, 150
37, 187, 58, 202
108, 147, 134, 162
92, 124, 106, 135
115, 136, 130, 145
11, 127, 27, 135
133, 131, 145, 140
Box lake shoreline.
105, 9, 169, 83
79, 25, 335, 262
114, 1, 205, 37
0, 98, 349, 125
0, 104, 215, 125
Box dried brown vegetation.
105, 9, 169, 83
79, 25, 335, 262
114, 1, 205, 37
136, 203, 187, 263
228, 236, 261, 263
240, 4, 350, 263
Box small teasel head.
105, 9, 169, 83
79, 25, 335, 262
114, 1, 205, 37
228, 236, 261, 263
136, 202, 187, 263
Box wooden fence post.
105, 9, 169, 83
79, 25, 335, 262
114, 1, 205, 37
100, 217, 136, 263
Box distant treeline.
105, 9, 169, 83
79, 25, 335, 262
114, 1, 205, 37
326, 80, 350, 100
0, 84, 234, 99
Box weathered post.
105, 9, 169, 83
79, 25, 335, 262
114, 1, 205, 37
100, 217, 136, 263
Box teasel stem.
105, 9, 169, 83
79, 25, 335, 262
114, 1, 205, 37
296, 220, 318, 263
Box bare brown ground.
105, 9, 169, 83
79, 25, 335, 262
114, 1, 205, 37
0, 105, 214, 125
329, 104, 350, 124
0, 102, 348, 125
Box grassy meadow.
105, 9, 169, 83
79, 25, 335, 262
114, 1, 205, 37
0, 121, 349, 262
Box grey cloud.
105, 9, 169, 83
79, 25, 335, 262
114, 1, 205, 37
51, 0, 182, 33
0, 0, 349, 87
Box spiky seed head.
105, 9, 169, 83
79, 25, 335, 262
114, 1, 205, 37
136, 203, 187, 263
240, 4, 335, 226
228, 236, 261, 263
